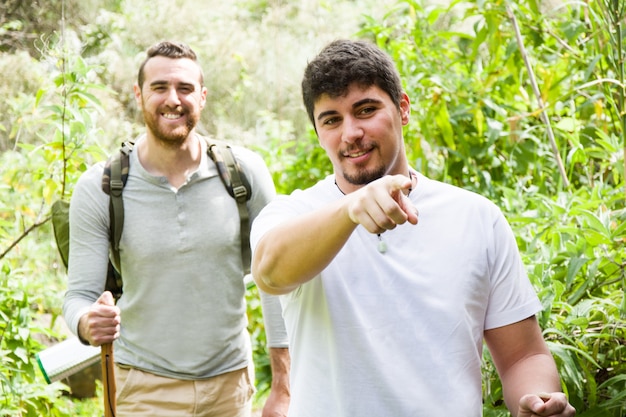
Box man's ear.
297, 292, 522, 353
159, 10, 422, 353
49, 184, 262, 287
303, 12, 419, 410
133, 83, 143, 108
400, 92, 411, 125
199, 86, 208, 109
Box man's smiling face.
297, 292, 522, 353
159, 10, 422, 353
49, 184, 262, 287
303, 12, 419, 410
313, 83, 410, 194
134, 56, 207, 145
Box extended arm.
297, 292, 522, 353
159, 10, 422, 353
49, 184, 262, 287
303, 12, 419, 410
484, 316, 575, 417
252, 175, 417, 295
253, 197, 356, 294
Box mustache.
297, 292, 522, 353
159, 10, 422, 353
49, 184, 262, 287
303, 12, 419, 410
340, 143, 376, 157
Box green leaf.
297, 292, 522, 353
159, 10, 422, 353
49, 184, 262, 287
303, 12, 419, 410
435, 102, 455, 149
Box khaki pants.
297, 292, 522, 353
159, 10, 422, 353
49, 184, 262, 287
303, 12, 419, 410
114, 364, 255, 417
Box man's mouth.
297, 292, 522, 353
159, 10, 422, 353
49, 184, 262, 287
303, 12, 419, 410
346, 151, 367, 158
344, 148, 371, 158
162, 112, 183, 120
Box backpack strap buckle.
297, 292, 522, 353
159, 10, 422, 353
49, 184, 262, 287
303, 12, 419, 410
110, 179, 124, 196
232, 184, 248, 201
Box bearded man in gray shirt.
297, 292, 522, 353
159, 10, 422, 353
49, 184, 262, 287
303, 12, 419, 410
63, 41, 290, 417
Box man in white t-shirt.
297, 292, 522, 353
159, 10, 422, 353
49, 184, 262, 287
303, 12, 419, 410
250, 39, 575, 417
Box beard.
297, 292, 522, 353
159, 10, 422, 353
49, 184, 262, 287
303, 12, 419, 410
341, 164, 387, 186
337, 143, 387, 186
143, 107, 199, 147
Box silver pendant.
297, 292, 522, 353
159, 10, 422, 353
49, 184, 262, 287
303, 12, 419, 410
377, 235, 388, 254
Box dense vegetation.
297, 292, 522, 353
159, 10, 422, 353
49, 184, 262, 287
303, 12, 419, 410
1, 0, 624, 416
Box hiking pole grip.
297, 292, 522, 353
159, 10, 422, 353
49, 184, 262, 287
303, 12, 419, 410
101, 342, 116, 417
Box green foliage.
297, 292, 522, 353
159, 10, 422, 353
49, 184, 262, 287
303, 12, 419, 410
0, 270, 59, 416
246, 284, 272, 402
253, 111, 333, 195
360, 0, 624, 197
505, 184, 626, 415
0, 39, 116, 415
0, 0, 123, 56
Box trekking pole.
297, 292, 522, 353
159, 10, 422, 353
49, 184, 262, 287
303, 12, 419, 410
101, 342, 116, 417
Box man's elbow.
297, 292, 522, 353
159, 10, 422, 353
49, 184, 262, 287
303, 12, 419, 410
252, 268, 292, 295
252, 256, 295, 295
252, 233, 304, 295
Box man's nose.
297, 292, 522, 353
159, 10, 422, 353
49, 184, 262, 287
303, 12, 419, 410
164, 87, 181, 106
341, 117, 363, 143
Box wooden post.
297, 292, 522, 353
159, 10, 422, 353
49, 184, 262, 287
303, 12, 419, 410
101, 343, 116, 417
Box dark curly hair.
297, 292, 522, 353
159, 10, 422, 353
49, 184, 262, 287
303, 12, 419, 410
137, 41, 203, 88
301, 39, 403, 126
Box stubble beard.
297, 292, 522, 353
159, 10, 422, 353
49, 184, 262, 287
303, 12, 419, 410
337, 142, 387, 186
341, 163, 387, 186
143, 109, 199, 148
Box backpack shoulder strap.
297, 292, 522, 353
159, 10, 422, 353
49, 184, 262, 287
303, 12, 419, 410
204, 137, 252, 274
51, 199, 70, 269
101, 140, 134, 293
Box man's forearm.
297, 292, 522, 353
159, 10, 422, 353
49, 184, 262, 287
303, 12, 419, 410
500, 352, 562, 416
252, 201, 356, 295
262, 347, 291, 417
268, 347, 290, 394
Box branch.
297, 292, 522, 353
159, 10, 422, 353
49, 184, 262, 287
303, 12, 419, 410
506, 3, 570, 188
0, 215, 51, 261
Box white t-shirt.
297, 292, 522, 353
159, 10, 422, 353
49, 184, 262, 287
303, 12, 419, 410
251, 172, 542, 417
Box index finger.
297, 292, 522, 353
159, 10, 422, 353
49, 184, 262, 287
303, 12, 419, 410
387, 175, 418, 225
387, 174, 413, 195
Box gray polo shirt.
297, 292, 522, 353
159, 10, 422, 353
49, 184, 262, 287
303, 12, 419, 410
63, 136, 287, 379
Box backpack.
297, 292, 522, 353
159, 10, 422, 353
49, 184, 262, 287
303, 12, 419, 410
51, 136, 252, 301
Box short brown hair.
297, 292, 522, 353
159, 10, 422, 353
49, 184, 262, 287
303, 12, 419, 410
137, 41, 204, 88
301, 39, 403, 126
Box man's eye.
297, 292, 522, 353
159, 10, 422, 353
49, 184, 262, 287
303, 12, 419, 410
359, 107, 376, 116
323, 117, 339, 126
